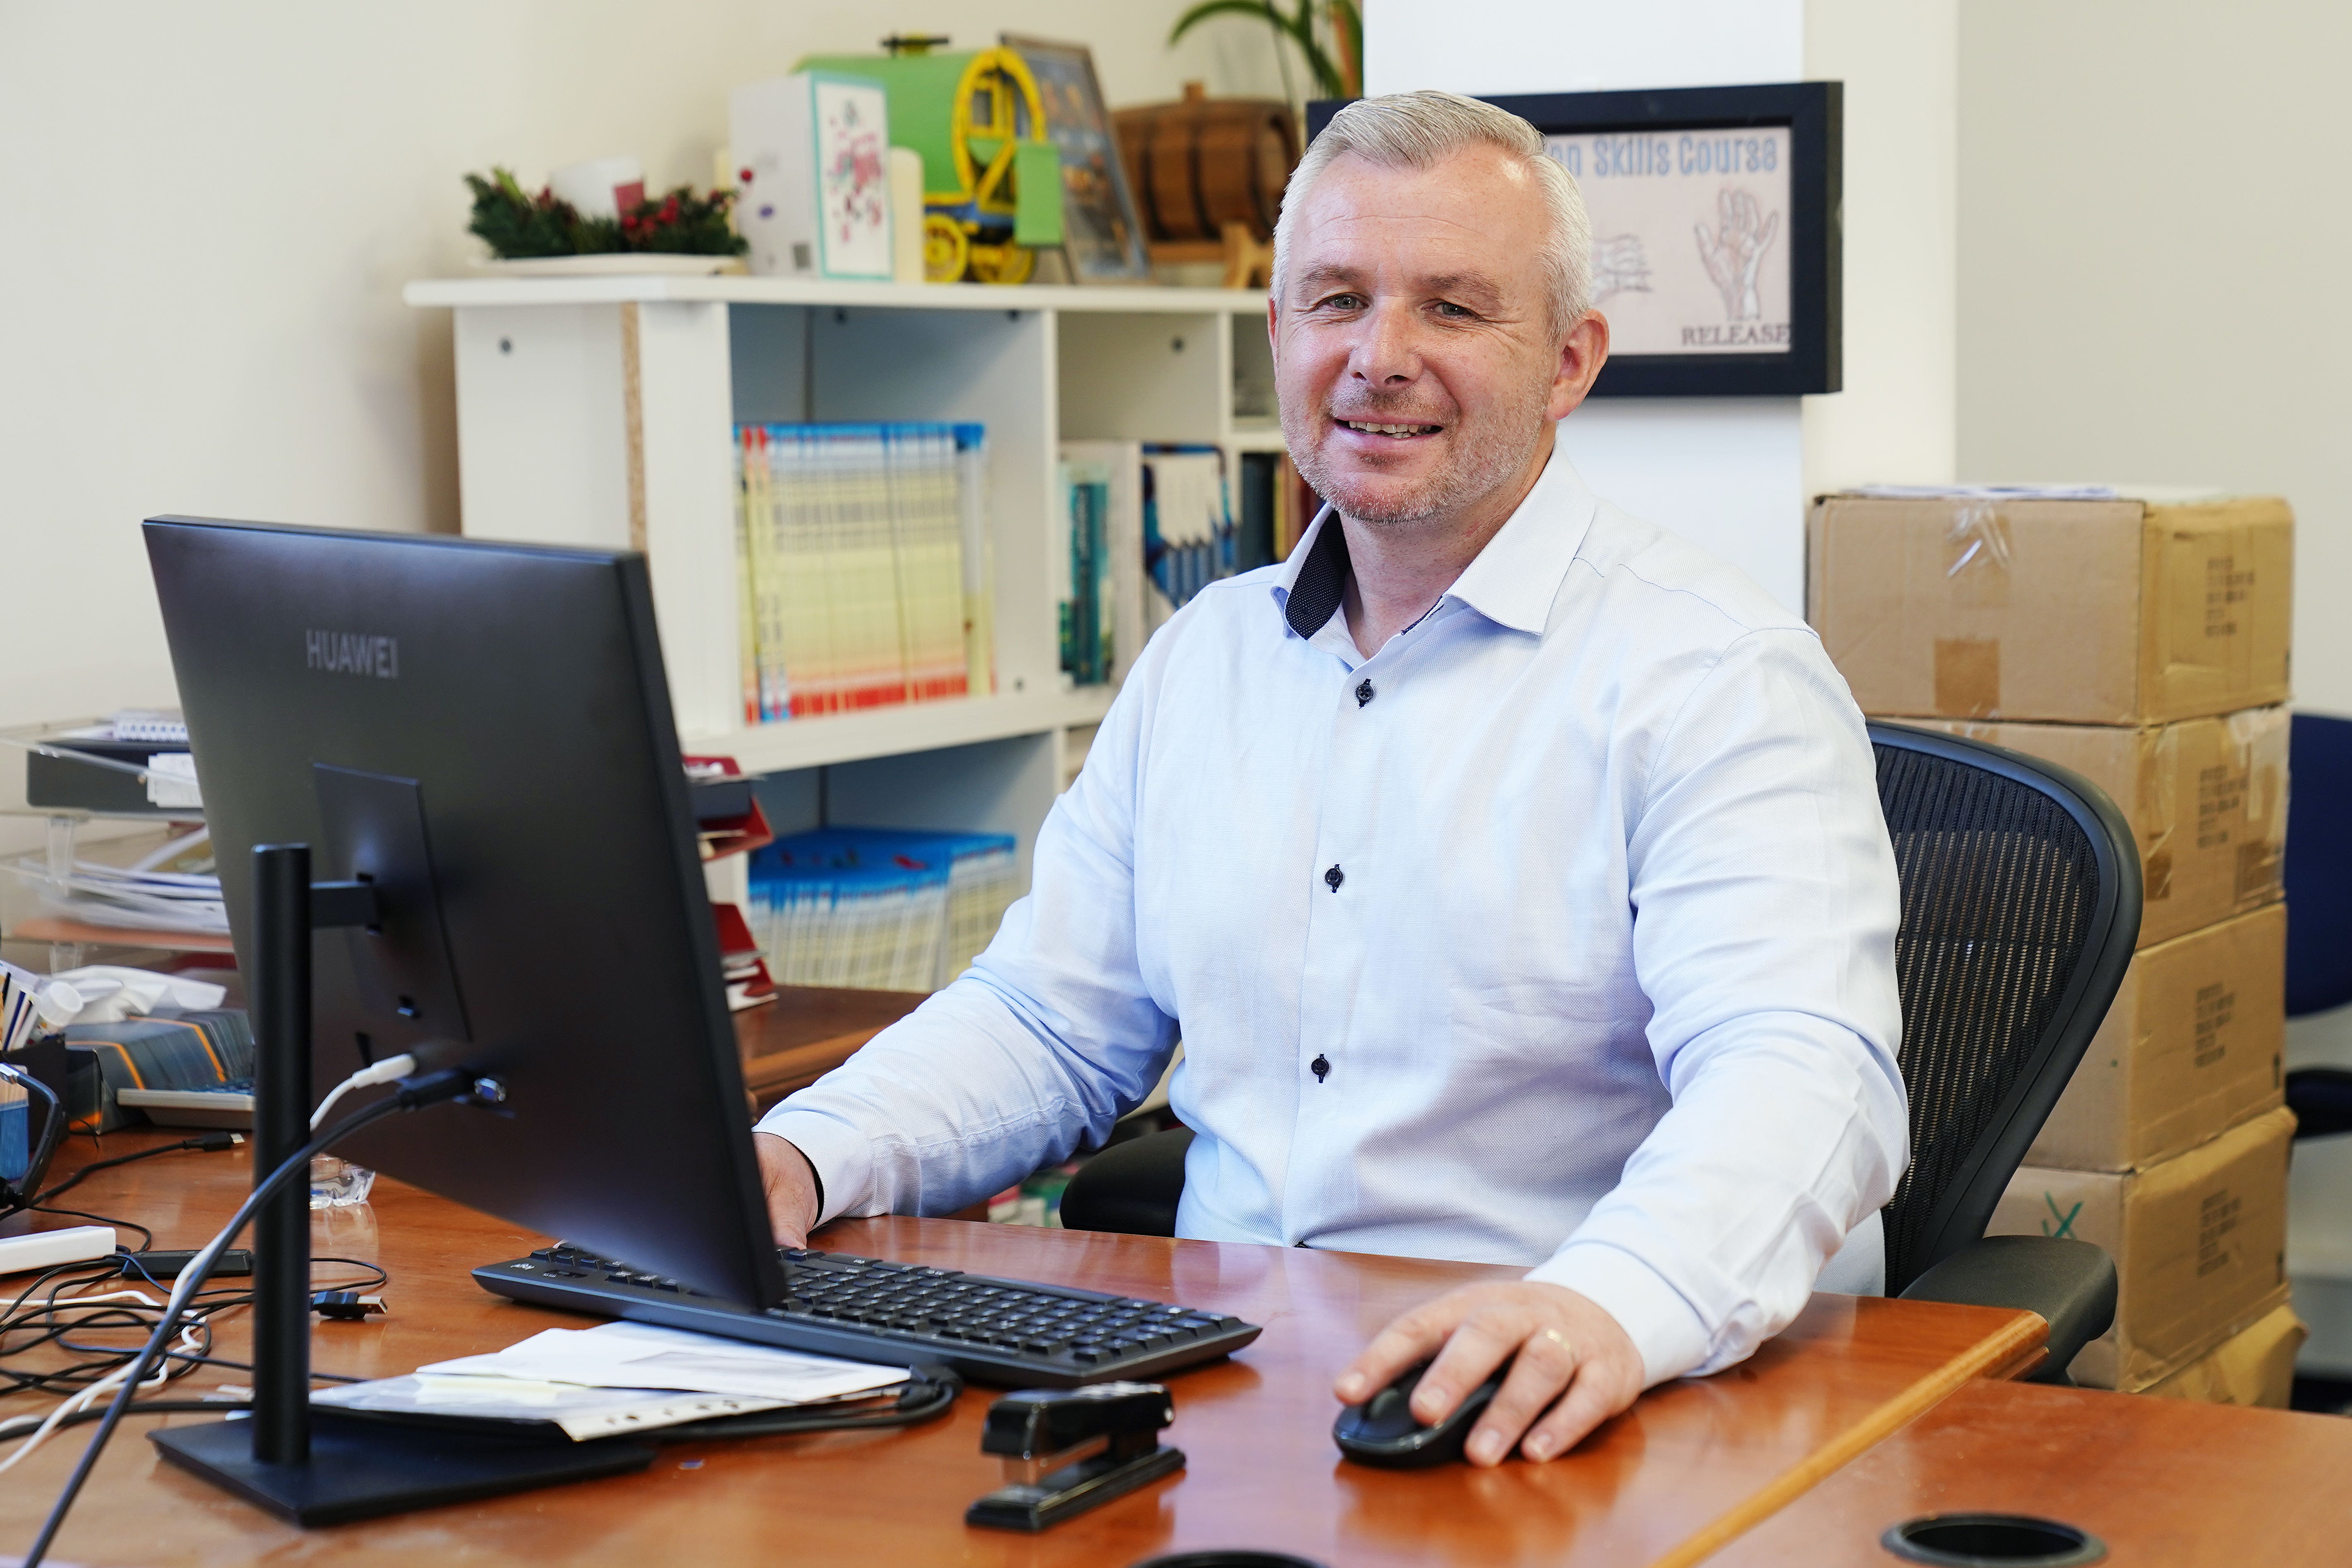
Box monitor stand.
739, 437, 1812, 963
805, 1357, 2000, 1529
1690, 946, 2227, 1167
147, 839, 654, 1525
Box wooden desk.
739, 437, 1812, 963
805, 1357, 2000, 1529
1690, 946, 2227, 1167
732, 985, 921, 1114
1711, 1376, 2352, 1567
0, 1134, 2043, 1568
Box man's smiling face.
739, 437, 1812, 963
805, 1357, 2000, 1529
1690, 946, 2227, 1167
1273, 144, 1582, 530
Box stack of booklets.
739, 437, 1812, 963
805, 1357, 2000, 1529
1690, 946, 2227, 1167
734, 422, 993, 724
748, 826, 1018, 993
1143, 447, 1236, 619
1056, 444, 1259, 689
65, 1007, 255, 1133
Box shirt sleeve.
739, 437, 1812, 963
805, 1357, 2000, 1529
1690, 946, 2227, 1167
1523, 628, 1910, 1386
755, 661, 1179, 1227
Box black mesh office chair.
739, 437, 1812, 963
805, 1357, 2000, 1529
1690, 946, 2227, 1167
1062, 722, 2139, 1377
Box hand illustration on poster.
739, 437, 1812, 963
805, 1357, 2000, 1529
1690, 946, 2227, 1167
1591, 234, 1652, 304
1695, 188, 1779, 322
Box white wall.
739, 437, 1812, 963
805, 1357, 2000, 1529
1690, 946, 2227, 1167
1800, 0, 1956, 495
1362, 0, 1958, 614
1956, 0, 2350, 716
0, 0, 1282, 736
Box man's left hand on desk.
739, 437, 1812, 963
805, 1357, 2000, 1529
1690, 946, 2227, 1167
1335, 1281, 1644, 1467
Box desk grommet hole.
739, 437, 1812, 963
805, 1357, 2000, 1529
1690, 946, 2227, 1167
1128, 1554, 1328, 1568
1881, 1513, 2105, 1567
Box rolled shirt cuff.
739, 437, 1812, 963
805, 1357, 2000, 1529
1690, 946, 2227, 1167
754, 1104, 880, 1229
1524, 1240, 1712, 1388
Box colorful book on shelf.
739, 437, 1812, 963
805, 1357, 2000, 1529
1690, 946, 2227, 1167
1238, 450, 1314, 573
1059, 442, 1145, 687
732, 422, 989, 725
1055, 457, 1114, 687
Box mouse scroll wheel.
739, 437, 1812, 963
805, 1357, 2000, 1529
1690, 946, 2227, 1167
1359, 1387, 1420, 1438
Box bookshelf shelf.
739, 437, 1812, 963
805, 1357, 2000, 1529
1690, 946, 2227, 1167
409, 274, 1276, 895
404, 277, 1267, 315
684, 686, 1115, 776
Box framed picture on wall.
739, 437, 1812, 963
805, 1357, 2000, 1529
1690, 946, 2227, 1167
1001, 34, 1153, 284
1306, 82, 1842, 396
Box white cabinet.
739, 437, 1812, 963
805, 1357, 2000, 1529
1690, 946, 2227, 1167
406, 275, 1276, 885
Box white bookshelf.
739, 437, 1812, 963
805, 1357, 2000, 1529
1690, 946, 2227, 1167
404, 274, 1275, 885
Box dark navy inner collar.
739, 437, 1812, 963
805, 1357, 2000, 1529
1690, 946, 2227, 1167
1283, 515, 1351, 640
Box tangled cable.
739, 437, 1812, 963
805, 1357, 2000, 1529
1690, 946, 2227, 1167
0, 1249, 387, 1474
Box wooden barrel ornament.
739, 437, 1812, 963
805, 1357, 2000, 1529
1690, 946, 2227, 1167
1113, 83, 1300, 245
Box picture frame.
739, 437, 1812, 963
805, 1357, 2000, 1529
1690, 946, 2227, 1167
1001, 33, 1154, 284
1306, 83, 1842, 397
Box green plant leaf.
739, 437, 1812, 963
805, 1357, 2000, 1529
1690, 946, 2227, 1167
1275, 0, 1343, 100
1329, 0, 1363, 97
1168, 0, 1283, 45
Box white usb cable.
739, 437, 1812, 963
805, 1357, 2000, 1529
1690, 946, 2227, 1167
308, 1053, 419, 1132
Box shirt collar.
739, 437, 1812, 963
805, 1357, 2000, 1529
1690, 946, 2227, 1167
1270, 437, 1599, 641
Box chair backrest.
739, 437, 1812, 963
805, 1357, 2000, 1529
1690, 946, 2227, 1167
2286, 712, 2352, 1017
1871, 723, 2142, 1294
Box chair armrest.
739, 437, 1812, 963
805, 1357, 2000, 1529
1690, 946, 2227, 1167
1898, 1235, 2117, 1385
2288, 1067, 2352, 1138
1059, 1128, 1194, 1237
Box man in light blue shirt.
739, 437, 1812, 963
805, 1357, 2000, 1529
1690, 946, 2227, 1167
755, 90, 1907, 1467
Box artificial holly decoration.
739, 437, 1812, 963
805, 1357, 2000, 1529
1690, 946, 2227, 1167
464, 167, 746, 258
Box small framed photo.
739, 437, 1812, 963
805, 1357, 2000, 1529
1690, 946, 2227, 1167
1308, 83, 1842, 396
1002, 33, 1153, 284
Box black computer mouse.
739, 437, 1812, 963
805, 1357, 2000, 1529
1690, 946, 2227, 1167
1332, 1361, 1506, 1467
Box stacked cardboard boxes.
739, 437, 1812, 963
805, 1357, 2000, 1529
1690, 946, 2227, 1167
1809, 489, 2301, 1396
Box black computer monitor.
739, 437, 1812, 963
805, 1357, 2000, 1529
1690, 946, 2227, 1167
144, 515, 785, 1311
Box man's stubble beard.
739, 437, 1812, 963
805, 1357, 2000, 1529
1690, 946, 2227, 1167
1283, 368, 1556, 532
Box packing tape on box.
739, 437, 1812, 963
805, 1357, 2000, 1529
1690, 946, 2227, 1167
2143, 725, 2179, 904
1944, 503, 2014, 590
1932, 638, 2001, 718
2227, 707, 2289, 900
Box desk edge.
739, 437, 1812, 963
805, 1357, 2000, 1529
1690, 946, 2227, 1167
1646, 1308, 2047, 1568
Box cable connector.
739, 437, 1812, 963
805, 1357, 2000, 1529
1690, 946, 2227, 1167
393, 1068, 483, 1111
122, 1248, 252, 1280
308, 1053, 419, 1132
310, 1290, 387, 1320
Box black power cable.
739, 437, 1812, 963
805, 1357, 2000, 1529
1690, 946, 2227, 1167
654, 1365, 964, 1442
19, 1067, 476, 1568
34, 1131, 244, 1206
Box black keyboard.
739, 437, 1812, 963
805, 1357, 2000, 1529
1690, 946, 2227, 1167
474, 1242, 1262, 1389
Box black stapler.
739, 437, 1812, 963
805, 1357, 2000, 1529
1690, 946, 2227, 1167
965, 1382, 1185, 1531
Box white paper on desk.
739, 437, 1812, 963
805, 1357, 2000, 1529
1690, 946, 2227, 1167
418, 1320, 909, 1404
313, 1374, 793, 1441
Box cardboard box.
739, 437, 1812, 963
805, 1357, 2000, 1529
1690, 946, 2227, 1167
1915, 706, 2287, 947
2025, 904, 2285, 1172
1807, 493, 2292, 725
1989, 1106, 2294, 1390
2141, 1302, 2306, 1407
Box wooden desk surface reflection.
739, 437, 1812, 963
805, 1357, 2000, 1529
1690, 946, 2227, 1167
0, 1134, 2042, 1568
1712, 1377, 2352, 1568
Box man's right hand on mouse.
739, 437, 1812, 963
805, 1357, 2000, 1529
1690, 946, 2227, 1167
1335, 1281, 1646, 1466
